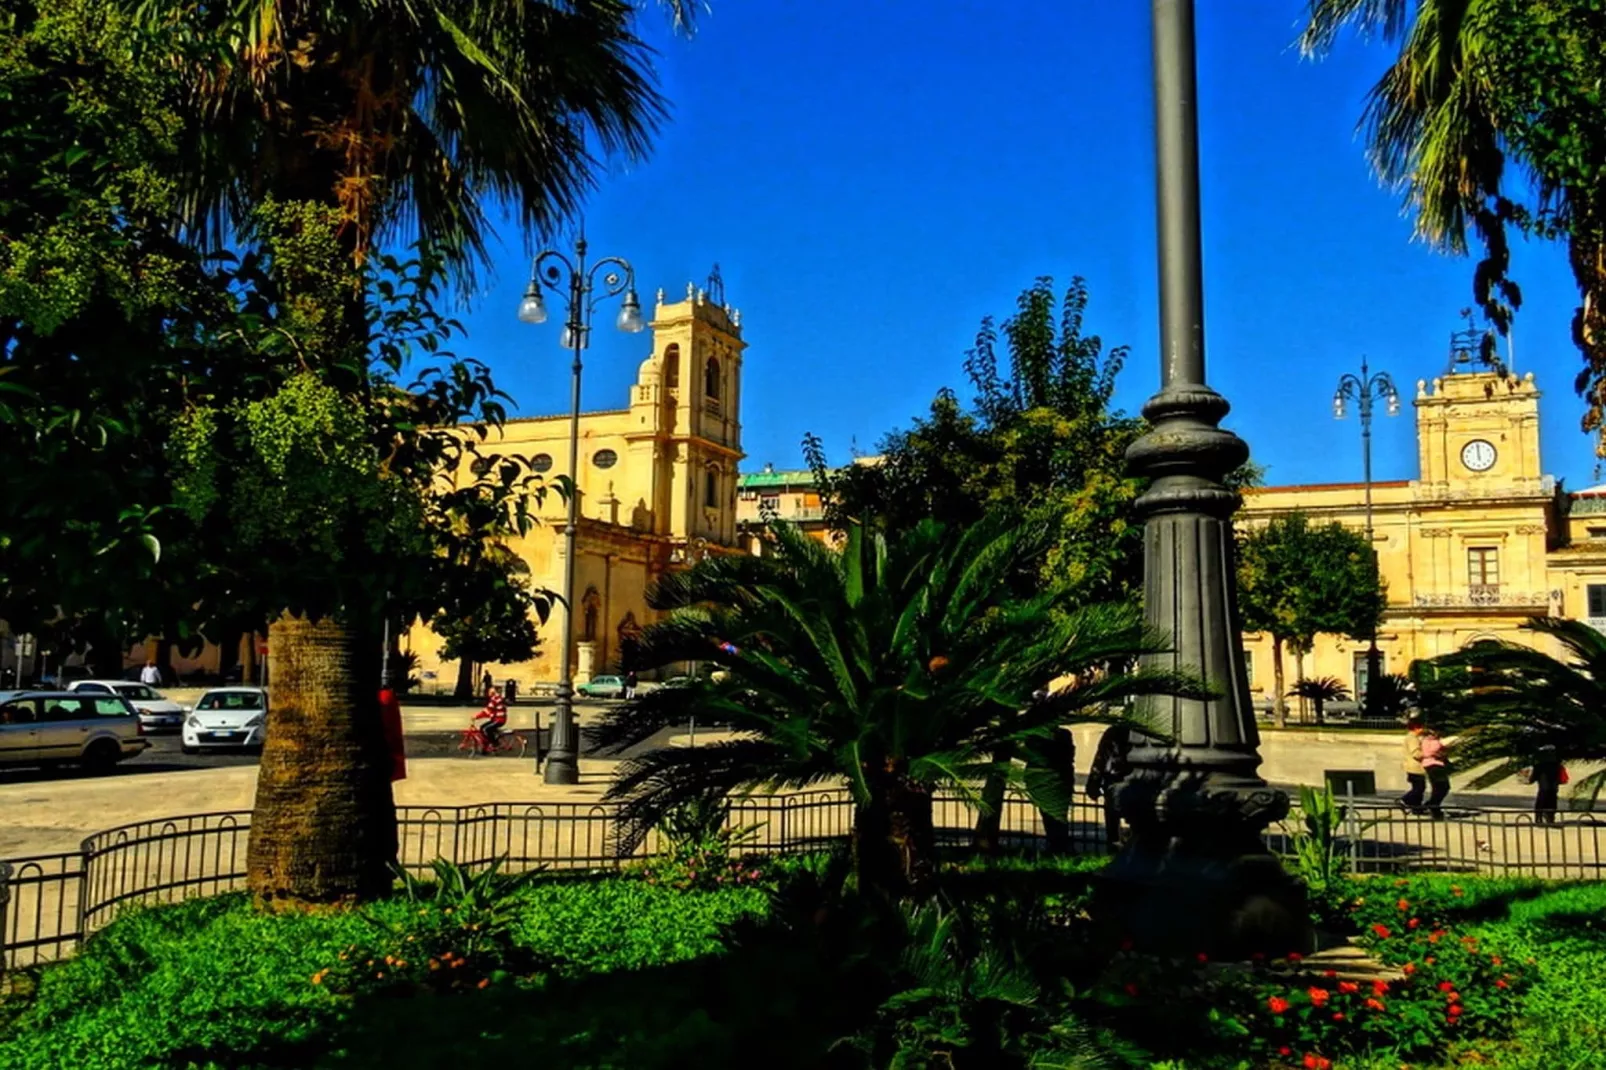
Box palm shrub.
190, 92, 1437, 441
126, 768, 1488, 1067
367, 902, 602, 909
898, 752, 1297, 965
1412, 616, 1606, 804
1289, 675, 1349, 725
595, 515, 1202, 900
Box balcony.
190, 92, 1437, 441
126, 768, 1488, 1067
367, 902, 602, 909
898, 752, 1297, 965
1412, 587, 1548, 610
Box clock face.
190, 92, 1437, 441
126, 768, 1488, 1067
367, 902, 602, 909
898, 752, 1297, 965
1461, 439, 1497, 472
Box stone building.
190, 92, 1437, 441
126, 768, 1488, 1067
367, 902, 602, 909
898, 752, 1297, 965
400, 283, 748, 693
1238, 360, 1606, 712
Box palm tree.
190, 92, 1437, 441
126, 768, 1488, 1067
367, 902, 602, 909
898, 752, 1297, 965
594, 517, 1203, 899
148, 0, 686, 279
1289, 676, 1350, 726
1411, 617, 1606, 805
127, 0, 693, 905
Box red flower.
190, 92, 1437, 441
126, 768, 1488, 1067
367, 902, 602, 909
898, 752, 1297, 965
1287, 951, 1304, 963
1304, 1055, 1332, 1070
1267, 996, 1291, 1014
1495, 979, 1509, 989
1425, 956, 1436, 965
1451, 886, 1464, 896
1323, 969, 1339, 979
1448, 1003, 1463, 1018
1119, 938, 1134, 951
1448, 991, 1461, 1004
1407, 918, 1420, 930
1371, 924, 1392, 939
1365, 997, 1387, 1012
1124, 983, 1139, 997
1331, 1012, 1345, 1022
1307, 987, 1331, 1008
1372, 979, 1390, 996
1397, 898, 1410, 911
1196, 952, 1209, 963
1438, 981, 1455, 993
1278, 1047, 1291, 1057
1338, 981, 1360, 994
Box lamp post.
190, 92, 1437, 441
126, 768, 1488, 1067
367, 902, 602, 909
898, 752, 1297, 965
1101, 0, 1304, 957
1333, 358, 1399, 717
517, 235, 646, 784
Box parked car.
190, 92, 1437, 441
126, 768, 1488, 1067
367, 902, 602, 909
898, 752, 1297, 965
182, 687, 269, 754
575, 675, 626, 699
67, 680, 188, 732
37, 665, 93, 689
0, 690, 148, 772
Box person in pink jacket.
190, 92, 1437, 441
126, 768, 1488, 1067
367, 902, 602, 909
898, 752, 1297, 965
1419, 727, 1452, 819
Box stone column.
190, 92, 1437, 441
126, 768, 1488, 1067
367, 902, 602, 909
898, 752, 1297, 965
1099, 0, 1306, 958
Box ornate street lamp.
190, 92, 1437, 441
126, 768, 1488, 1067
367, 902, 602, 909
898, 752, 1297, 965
518, 234, 645, 784
1334, 358, 1400, 716
1103, 0, 1305, 956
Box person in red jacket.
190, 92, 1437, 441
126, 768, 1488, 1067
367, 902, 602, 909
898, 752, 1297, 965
474, 686, 508, 751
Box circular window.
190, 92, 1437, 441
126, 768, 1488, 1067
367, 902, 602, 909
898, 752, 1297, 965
593, 449, 618, 470
531, 453, 554, 473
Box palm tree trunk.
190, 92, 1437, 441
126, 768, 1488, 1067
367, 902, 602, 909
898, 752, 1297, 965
1272, 635, 1287, 729
854, 773, 936, 899
972, 743, 1013, 855
248, 610, 397, 908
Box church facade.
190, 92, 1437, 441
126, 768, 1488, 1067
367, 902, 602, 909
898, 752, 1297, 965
1238, 361, 1606, 712
401, 282, 748, 694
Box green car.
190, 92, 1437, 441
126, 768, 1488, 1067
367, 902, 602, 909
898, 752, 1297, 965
575, 675, 626, 699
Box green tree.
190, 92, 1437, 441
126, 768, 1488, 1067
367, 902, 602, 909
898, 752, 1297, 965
808, 277, 1148, 607
1412, 616, 1606, 804
593, 517, 1200, 900
1299, 0, 1606, 443
1289, 675, 1351, 726
431, 544, 546, 699
1237, 512, 1386, 728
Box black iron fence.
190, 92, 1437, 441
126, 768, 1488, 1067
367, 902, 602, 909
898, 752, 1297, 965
2, 792, 1601, 972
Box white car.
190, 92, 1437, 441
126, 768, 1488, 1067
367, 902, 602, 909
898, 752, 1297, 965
182, 687, 269, 754
68, 680, 188, 732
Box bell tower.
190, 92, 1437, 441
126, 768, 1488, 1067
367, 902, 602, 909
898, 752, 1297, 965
1414, 320, 1543, 495
626, 265, 746, 550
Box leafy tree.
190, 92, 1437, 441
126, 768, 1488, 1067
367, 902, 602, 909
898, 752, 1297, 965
808, 277, 1147, 606
1289, 676, 1350, 726
1237, 512, 1385, 728
1299, 0, 1606, 443
432, 544, 546, 699
1412, 617, 1606, 805
593, 517, 1201, 900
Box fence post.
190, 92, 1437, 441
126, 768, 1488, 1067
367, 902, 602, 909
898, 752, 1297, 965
75, 837, 92, 950
0, 861, 10, 979
1343, 784, 1360, 873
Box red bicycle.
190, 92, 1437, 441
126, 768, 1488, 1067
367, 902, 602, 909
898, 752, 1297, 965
458, 725, 527, 758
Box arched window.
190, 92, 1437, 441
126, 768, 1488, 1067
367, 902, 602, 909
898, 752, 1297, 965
704, 356, 720, 399
663, 344, 680, 388
704, 466, 719, 509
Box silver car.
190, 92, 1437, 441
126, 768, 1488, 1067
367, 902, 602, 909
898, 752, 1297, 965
67, 680, 188, 732
0, 691, 149, 772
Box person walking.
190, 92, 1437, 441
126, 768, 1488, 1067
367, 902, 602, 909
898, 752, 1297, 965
140, 660, 162, 687
1086, 723, 1133, 852
1526, 746, 1566, 826
1399, 718, 1428, 814
480, 670, 493, 697
624, 670, 638, 700
1041, 725, 1077, 854
1419, 726, 1452, 819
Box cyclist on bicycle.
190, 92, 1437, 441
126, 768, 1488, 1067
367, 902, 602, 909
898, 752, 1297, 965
473, 686, 507, 751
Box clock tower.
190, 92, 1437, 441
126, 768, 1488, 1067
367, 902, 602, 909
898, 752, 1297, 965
1415, 367, 1544, 495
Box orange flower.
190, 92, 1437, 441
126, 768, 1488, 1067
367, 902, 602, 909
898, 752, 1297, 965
1401, 962, 1416, 976
1307, 987, 1331, 1008
1450, 886, 1463, 896
1267, 996, 1291, 1014
1338, 981, 1360, 994
1365, 997, 1387, 1012
1397, 898, 1410, 911
477, 978, 490, 989
1373, 979, 1390, 996
1371, 924, 1392, 939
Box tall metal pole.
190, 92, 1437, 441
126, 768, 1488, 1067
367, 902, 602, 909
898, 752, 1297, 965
545, 239, 589, 786
1103, 0, 1303, 958
1335, 357, 1397, 718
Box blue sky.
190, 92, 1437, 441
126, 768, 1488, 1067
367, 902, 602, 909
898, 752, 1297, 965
450, 1, 1596, 490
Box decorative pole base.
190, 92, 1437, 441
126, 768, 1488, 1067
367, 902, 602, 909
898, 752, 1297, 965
1095, 383, 1310, 959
